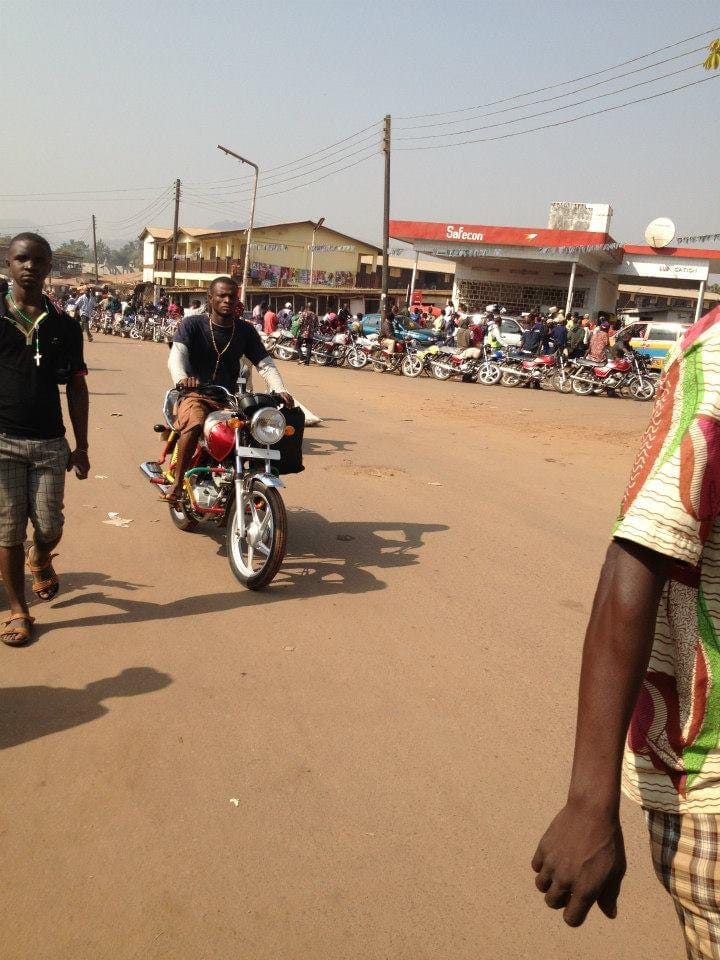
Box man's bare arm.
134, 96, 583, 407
66, 375, 90, 479
532, 539, 670, 927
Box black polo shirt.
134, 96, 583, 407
173, 314, 268, 392
0, 295, 87, 439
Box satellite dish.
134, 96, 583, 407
645, 217, 676, 249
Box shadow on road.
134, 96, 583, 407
0, 667, 172, 750
44, 509, 448, 628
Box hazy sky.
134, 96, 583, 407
2, 0, 719, 251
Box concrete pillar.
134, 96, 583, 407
564, 261, 577, 316
695, 279, 707, 323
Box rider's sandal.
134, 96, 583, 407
1, 613, 35, 647
26, 548, 60, 602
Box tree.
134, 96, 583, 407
54, 239, 91, 260
704, 39, 720, 70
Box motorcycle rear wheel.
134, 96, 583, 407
227, 483, 287, 590
276, 345, 296, 361
169, 498, 199, 532
314, 351, 329, 366
500, 371, 522, 387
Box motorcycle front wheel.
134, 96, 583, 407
477, 363, 501, 386
430, 361, 452, 381
552, 372, 573, 394
402, 355, 424, 378
628, 376, 656, 402
276, 345, 296, 361
346, 348, 368, 369
227, 483, 287, 590
571, 377, 595, 396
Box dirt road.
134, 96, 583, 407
2, 338, 681, 959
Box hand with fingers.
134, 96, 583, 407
531, 801, 626, 927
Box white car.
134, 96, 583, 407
468, 314, 524, 347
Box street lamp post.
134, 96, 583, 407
309, 216, 325, 294
217, 145, 259, 308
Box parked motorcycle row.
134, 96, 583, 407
262, 328, 660, 401
89, 308, 178, 343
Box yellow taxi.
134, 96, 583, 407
618, 320, 690, 371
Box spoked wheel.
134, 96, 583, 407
402, 354, 424, 378
276, 345, 296, 361
130, 327, 142, 340
314, 351, 329, 366
227, 483, 287, 590
500, 371, 522, 387
628, 376, 656, 401
571, 377, 595, 396
371, 355, 390, 373
477, 363, 501, 386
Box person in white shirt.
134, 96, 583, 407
183, 299, 205, 317
74, 287, 96, 342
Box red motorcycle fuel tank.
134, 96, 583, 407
204, 411, 237, 462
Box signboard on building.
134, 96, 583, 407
411, 289, 424, 305
617, 256, 709, 282
548, 202, 613, 234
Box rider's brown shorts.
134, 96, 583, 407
174, 393, 223, 434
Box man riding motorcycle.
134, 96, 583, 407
163, 276, 293, 504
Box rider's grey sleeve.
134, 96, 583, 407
256, 356, 286, 394
168, 342, 192, 384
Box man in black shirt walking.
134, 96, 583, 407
164, 276, 293, 504
0, 234, 90, 646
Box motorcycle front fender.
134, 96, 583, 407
251, 471, 285, 490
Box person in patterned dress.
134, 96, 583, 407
533, 304, 720, 958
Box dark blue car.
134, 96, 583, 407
359, 313, 439, 345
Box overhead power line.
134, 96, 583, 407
184, 140, 382, 199
396, 44, 709, 131
395, 26, 720, 120
396, 72, 720, 151
396, 60, 702, 141
186, 120, 383, 188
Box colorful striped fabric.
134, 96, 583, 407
616, 306, 720, 812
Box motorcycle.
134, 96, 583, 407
498, 351, 557, 388
570, 348, 656, 400
428, 346, 483, 382
475, 345, 503, 386
345, 332, 379, 370
140, 376, 304, 590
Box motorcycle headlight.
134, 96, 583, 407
250, 407, 286, 445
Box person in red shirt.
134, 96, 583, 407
263, 307, 278, 334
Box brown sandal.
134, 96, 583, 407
1, 613, 35, 647
26, 547, 60, 601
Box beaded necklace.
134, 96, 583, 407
5, 289, 47, 366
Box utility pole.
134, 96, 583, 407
217, 146, 259, 308
91, 214, 99, 282
381, 114, 391, 322
170, 178, 181, 289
